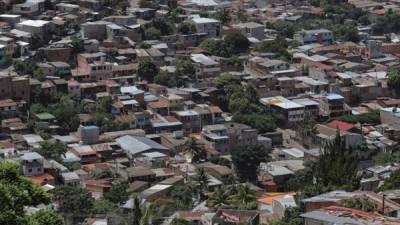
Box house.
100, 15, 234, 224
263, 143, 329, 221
259, 162, 294, 192
294, 29, 334, 44
120, 166, 156, 182
76, 52, 113, 81
69, 144, 98, 164
174, 110, 201, 135
140, 184, 172, 201
201, 123, 258, 153
313, 124, 363, 148
21, 152, 44, 176
301, 206, 398, 225
211, 209, 260, 225
234, 22, 265, 40
381, 107, 400, 129
115, 135, 169, 158
0, 99, 18, 117
260, 96, 305, 127
190, 54, 221, 79
313, 93, 351, 118
191, 17, 221, 38
17, 20, 50, 43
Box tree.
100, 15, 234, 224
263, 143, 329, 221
138, 0, 157, 8
233, 112, 276, 133
170, 218, 190, 225
231, 144, 269, 182
138, 58, 158, 82
54, 185, 94, 216
334, 24, 360, 42
104, 182, 130, 204
0, 162, 50, 225
213, 9, 231, 25
97, 96, 112, 114
227, 184, 257, 210
152, 18, 174, 35
175, 60, 195, 77
199, 39, 231, 57
340, 198, 376, 212
313, 132, 360, 190
181, 138, 206, 163
207, 186, 230, 208
28, 209, 64, 225
378, 169, 400, 192
170, 185, 194, 209
271, 207, 303, 225
178, 22, 196, 35
224, 31, 250, 54
144, 27, 161, 40
191, 168, 210, 199
35, 139, 67, 162
71, 37, 84, 54
388, 67, 400, 97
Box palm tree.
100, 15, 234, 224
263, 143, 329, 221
170, 185, 193, 209
228, 183, 257, 210
191, 168, 210, 200
181, 138, 206, 163
207, 186, 230, 208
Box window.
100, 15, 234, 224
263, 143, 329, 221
28, 169, 32, 173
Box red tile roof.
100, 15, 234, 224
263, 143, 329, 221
327, 120, 355, 131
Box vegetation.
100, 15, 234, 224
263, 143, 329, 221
271, 207, 303, 225
181, 138, 206, 163
254, 37, 292, 61
28, 209, 64, 225
200, 31, 249, 57
34, 139, 67, 162
104, 182, 130, 204
287, 133, 360, 197
0, 162, 52, 225
144, 27, 162, 40
231, 144, 269, 182
336, 110, 380, 124
207, 184, 257, 210
388, 67, 400, 97
13, 59, 45, 81
138, 58, 159, 82
340, 198, 376, 212
377, 169, 400, 192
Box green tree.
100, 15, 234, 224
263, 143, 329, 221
178, 22, 196, 34
340, 198, 376, 212
35, 139, 67, 162
191, 168, 210, 199
227, 184, 257, 210
207, 186, 230, 208
181, 138, 206, 163
28, 209, 64, 225
54, 185, 94, 216
213, 9, 231, 25
170, 218, 190, 225
314, 132, 360, 190
388, 67, 400, 97
138, 58, 158, 82
271, 207, 303, 225
224, 31, 249, 54
144, 27, 162, 40
0, 162, 50, 225
233, 112, 276, 133
175, 60, 195, 77
169, 185, 193, 209
104, 182, 130, 204
231, 144, 269, 182
378, 169, 400, 192
199, 39, 231, 57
